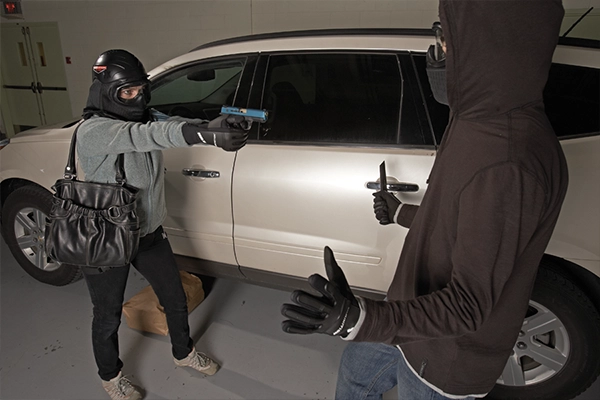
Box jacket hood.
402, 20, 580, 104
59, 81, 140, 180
439, 0, 564, 118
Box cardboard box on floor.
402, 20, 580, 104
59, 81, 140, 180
122, 271, 205, 336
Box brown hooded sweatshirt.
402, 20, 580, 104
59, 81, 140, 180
354, 0, 568, 396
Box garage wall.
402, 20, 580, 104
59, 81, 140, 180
2, 0, 599, 119
3, 0, 441, 118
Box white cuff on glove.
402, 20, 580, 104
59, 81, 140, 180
393, 203, 404, 224
341, 297, 366, 341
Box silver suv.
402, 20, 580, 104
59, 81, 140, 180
1, 29, 599, 400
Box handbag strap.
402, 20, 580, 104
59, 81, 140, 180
64, 121, 126, 185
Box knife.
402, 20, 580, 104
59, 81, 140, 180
379, 161, 387, 192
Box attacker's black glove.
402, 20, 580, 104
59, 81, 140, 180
373, 191, 402, 225
281, 246, 360, 337
182, 114, 248, 151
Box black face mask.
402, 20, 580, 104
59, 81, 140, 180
425, 22, 448, 106
426, 46, 448, 106
83, 80, 150, 122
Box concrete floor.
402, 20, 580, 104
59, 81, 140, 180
1, 237, 599, 400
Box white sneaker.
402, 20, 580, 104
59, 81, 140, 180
174, 348, 220, 376
101, 372, 143, 400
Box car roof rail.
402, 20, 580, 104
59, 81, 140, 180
188, 28, 599, 53
189, 28, 434, 52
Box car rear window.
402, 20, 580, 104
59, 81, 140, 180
544, 62, 600, 138
414, 56, 600, 142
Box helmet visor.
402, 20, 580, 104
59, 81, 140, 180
116, 82, 150, 104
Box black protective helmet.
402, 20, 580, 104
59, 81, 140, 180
93, 50, 149, 85
83, 49, 151, 122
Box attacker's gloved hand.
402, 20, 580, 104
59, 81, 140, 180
182, 114, 248, 151
373, 191, 402, 225
281, 246, 360, 337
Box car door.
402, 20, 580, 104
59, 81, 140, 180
232, 51, 438, 293
148, 55, 255, 266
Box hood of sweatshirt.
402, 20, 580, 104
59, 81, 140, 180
439, 0, 564, 119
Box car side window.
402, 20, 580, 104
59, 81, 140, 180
148, 58, 246, 121
256, 53, 429, 146
544, 63, 600, 138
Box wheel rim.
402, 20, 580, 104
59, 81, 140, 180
497, 300, 570, 387
12, 206, 60, 272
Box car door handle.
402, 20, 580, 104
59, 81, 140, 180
366, 181, 419, 192
182, 168, 220, 178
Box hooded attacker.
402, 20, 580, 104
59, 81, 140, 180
281, 1, 569, 398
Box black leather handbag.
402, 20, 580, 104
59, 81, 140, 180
45, 124, 140, 267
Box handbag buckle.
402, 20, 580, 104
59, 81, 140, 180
63, 166, 75, 180
107, 206, 121, 218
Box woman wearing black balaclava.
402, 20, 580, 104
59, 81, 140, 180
77, 49, 247, 400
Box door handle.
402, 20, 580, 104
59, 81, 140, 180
31, 82, 37, 93
366, 181, 419, 192
36, 82, 43, 94
182, 168, 220, 178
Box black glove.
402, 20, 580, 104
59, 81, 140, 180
182, 114, 248, 151
281, 246, 360, 337
373, 191, 402, 225
208, 113, 252, 131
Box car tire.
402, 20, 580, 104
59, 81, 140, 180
1, 185, 81, 286
487, 265, 600, 400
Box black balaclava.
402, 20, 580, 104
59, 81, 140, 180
82, 49, 151, 122
426, 22, 448, 105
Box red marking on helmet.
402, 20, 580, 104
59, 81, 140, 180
93, 66, 107, 73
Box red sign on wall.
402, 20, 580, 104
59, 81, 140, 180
1, 1, 23, 19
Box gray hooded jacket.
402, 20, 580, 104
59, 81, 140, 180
76, 116, 189, 236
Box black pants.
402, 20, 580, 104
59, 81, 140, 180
82, 226, 193, 381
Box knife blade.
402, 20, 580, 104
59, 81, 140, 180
379, 161, 387, 192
